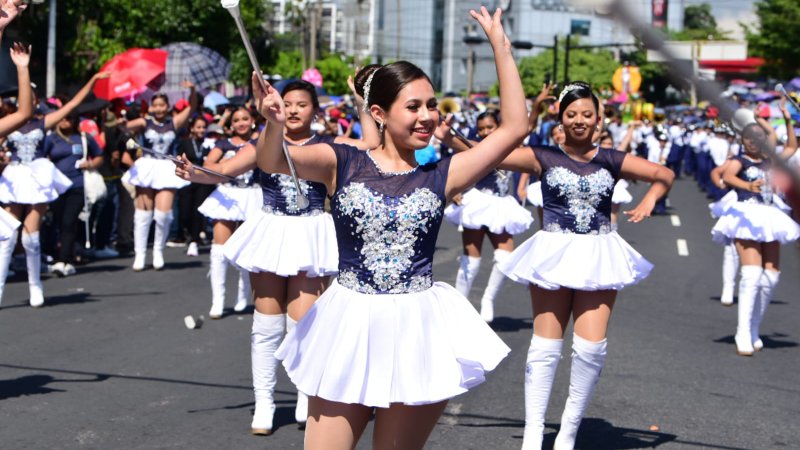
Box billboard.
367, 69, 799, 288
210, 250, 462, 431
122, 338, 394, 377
652, 0, 668, 28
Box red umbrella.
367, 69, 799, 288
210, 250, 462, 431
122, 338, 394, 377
93, 48, 168, 100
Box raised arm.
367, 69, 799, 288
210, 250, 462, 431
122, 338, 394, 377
446, 7, 528, 199
618, 121, 638, 153
252, 74, 337, 192
44, 71, 111, 130
172, 80, 197, 131
0, 43, 32, 137
779, 98, 797, 160
497, 146, 542, 175
619, 153, 675, 222
0, 0, 27, 42
527, 82, 555, 134
333, 73, 380, 150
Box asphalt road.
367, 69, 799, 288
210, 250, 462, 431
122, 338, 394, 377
0, 176, 798, 450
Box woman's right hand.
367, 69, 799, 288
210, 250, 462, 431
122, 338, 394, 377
251, 72, 285, 125
748, 179, 764, 193
9, 42, 30, 68
174, 153, 195, 181
470, 6, 510, 52
0, 0, 27, 32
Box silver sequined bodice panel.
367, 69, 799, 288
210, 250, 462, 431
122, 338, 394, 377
734, 155, 772, 205
6, 118, 46, 163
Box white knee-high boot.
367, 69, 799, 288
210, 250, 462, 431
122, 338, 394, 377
22, 231, 43, 307
720, 243, 739, 306
152, 210, 172, 270
455, 255, 481, 297
132, 209, 153, 271
736, 265, 763, 356
286, 316, 308, 424
208, 244, 227, 319
522, 335, 563, 450
251, 311, 285, 435
752, 270, 779, 351
235, 268, 251, 312
480, 249, 511, 323
0, 229, 18, 306
554, 334, 607, 450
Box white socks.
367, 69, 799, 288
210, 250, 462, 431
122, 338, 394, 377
522, 335, 563, 450
22, 231, 43, 307
752, 270, 779, 351
0, 228, 18, 306
480, 250, 511, 323
209, 244, 227, 319
132, 209, 153, 271
455, 255, 481, 297
554, 334, 607, 450
735, 265, 763, 356
286, 316, 308, 424
251, 311, 285, 434
235, 268, 251, 312
152, 210, 172, 270
720, 243, 739, 306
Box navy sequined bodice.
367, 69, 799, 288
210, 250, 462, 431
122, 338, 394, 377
536, 146, 626, 235
143, 118, 177, 157
474, 170, 510, 196
734, 155, 772, 205
216, 138, 255, 186
258, 134, 333, 216
331, 145, 450, 294
6, 118, 46, 163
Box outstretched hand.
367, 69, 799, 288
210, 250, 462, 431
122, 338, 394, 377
251, 71, 285, 125
0, 0, 27, 32
623, 198, 655, 223
9, 41, 30, 67
469, 6, 510, 52
173, 153, 194, 181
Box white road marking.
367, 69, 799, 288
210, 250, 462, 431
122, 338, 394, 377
677, 239, 689, 256
670, 214, 681, 227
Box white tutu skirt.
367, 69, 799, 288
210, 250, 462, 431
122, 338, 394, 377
612, 180, 633, 205
197, 184, 262, 222
223, 210, 338, 277
709, 190, 737, 219
0, 208, 21, 240
122, 158, 190, 190
711, 201, 800, 245
0, 160, 72, 204
526, 181, 543, 207
500, 230, 653, 291
444, 189, 533, 235
275, 279, 511, 407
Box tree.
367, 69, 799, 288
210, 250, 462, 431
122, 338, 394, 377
671, 2, 728, 41
745, 0, 800, 78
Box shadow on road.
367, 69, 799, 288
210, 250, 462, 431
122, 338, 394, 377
489, 316, 533, 333
0, 373, 110, 401
714, 334, 798, 350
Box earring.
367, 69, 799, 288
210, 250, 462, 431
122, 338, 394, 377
379, 121, 385, 134
558, 124, 564, 132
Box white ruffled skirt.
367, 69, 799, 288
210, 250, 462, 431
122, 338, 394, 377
0, 159, 72, 204
444, 189, 533, 235
709, 190, 738, 219
197, 184, 262, 222
612, 180, 633, 205
526, 181, 543, 207
223, 209, 338, 277
500, 230, 653, 291
275, 279, 511, 407
122, 157, 190, 190
711, 201, 800, 245
0, 208, 21, 240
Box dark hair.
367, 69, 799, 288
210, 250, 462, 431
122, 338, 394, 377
151, 93, 170, 107
354, 61, 432, 112
476, 110, 500, 126
189, 115, 208, 129
549, 123, 561, 138
557, 81, 598, 122
281, 80, 319, 110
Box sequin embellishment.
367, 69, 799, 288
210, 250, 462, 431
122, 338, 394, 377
8, 129, 44, 163
272, 174, 311, 213
545, 167, 615, 233
143, 129, 177, 155
336, 182, 442, 294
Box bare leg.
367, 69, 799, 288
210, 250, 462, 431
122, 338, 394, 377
372, 401, 449, 450
305, 397, 373, 450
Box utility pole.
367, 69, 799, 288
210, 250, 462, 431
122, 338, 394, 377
564, 34, 571, 86
395, 0, 401, 60
308, 0, 320, 68
552, 34, 558, 85
46, 0, 56, 97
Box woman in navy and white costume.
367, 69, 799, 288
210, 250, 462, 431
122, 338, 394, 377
444, 110, 533, 323
0, 41, 31, 307
0, 64, 108, 307
711, 107, 799, 356
176, 79, 378, 435
254, 8, 522, 449
123, 82, 195, 271
498, 82, 674, 450
196, 107, 262, 319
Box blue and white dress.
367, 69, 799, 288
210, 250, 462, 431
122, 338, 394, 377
0, 118, 72, 204
122, 118, 190, 190
275, 145, 510, 407
711, 155, 800, 244
223, 134, 338, 276
197, 138, 262, 222
501, 147, 653, 290
444, 169, 533, 235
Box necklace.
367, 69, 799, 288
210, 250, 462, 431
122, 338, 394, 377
285, 133, 316, 146
366, 149, 418, 176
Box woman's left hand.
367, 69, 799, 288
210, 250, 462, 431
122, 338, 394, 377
470, 6, 510, 52
624, 198, 656, 223
251, 71, 285, 124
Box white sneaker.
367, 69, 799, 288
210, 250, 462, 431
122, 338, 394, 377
95, 247, 119, 259
152, 251, 164, 270
186, 242, 199, 257
61, 263, 76, 276
50, 262, 66, 277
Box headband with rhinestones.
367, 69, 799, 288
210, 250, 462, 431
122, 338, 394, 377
557, 84, 585, 105
361, 69, 378, 113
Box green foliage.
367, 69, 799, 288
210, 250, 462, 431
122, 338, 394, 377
268, 50, 304, 80
745, 0, 800, 78
684, 3, 717, 30
315, 54, 354, 95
